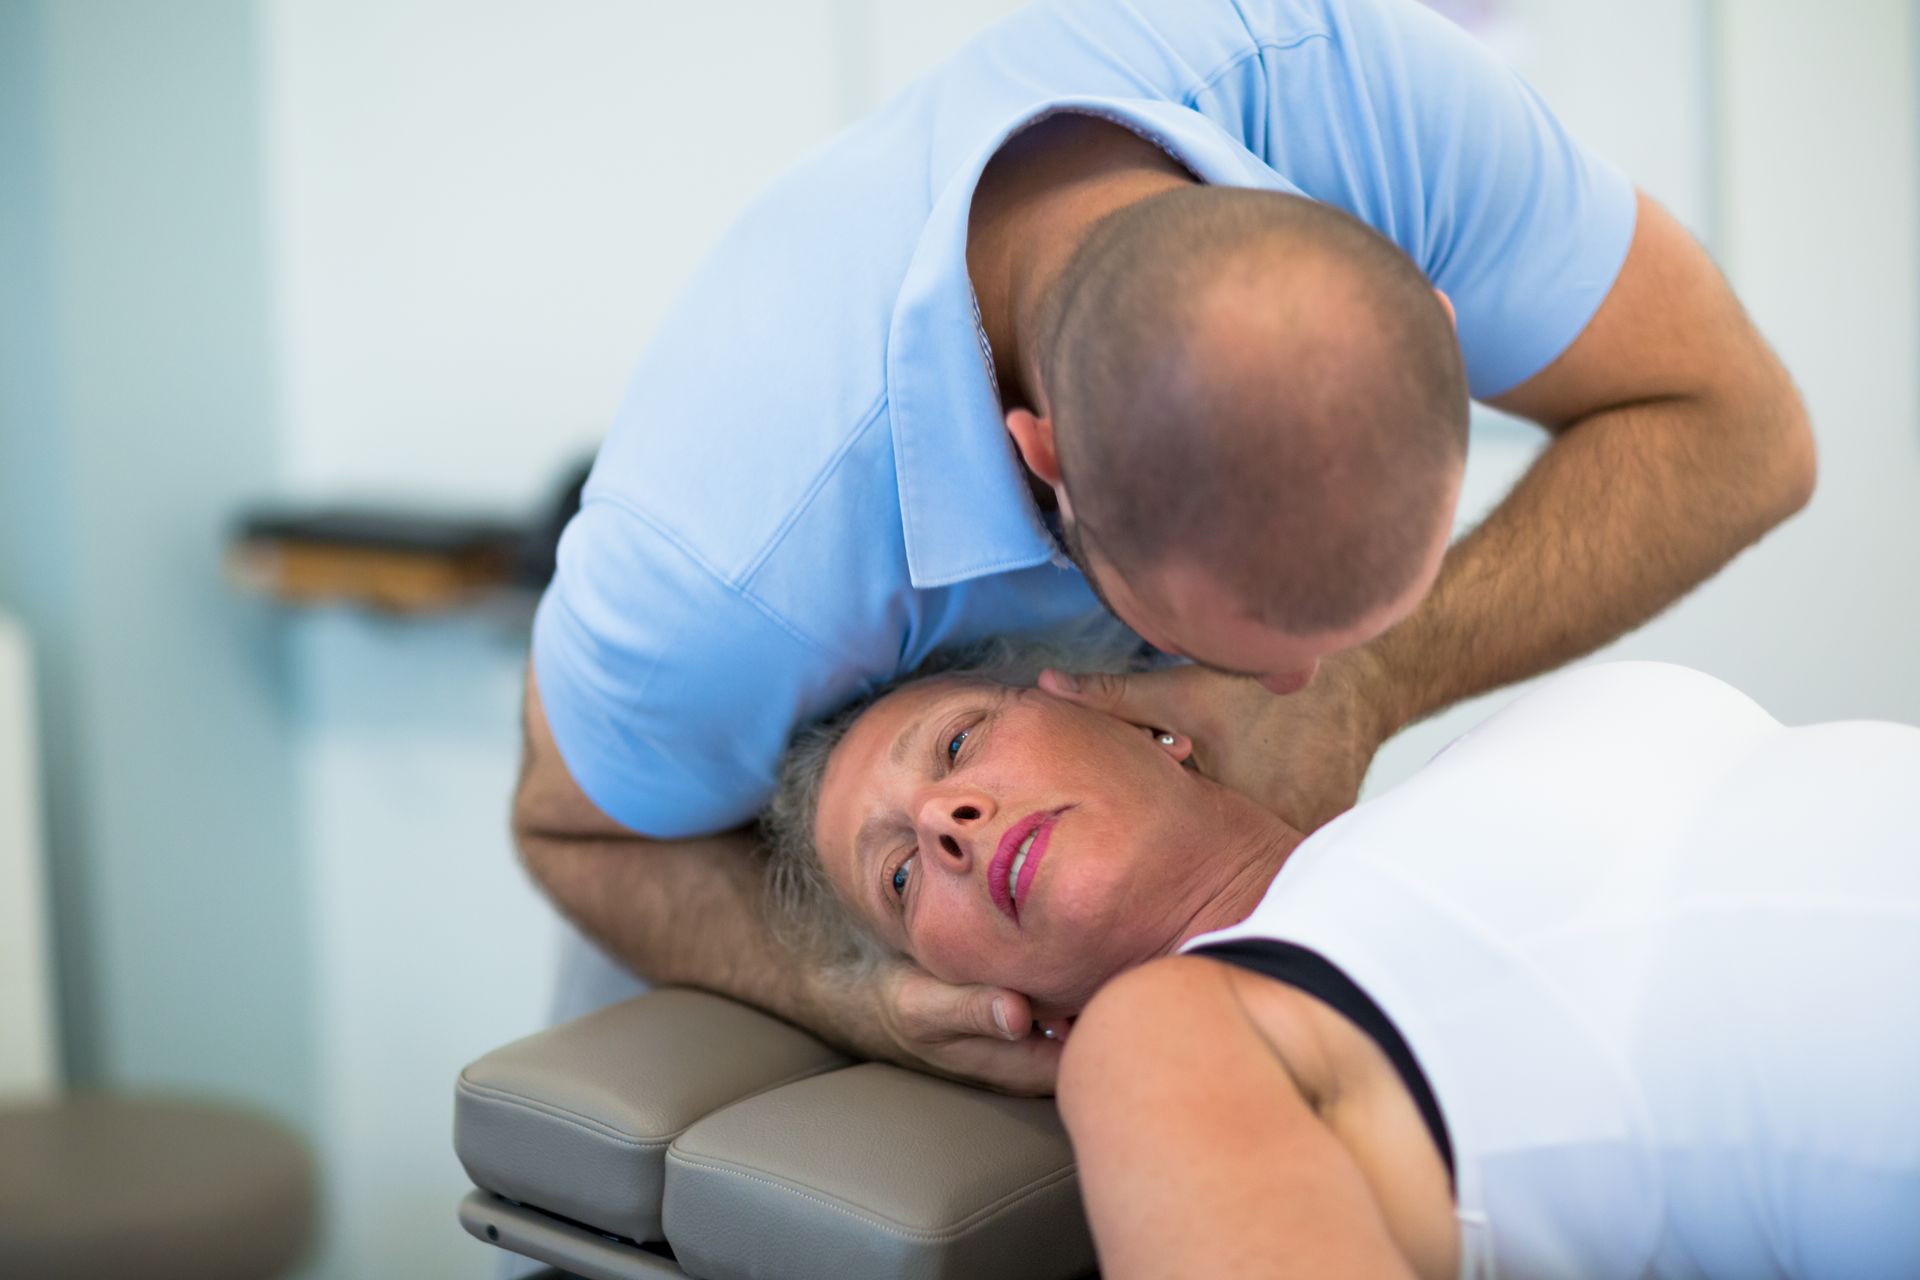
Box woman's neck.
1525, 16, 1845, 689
1167, 792, 1307, 954
1036, 795, 1307, 1022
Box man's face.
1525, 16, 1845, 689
1067, 520, 1448, 695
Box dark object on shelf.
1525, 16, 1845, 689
516, 459, 593, 588
227, 459, 593, 613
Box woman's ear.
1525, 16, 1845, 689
1148, 725, 1194, 764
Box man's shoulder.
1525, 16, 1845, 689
581, 395, 907, 577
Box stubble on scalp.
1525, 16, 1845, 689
1039, 186, 1469, 635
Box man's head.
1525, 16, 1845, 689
1006, 186, 1469, 691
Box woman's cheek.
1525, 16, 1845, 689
915, 911, 995, 987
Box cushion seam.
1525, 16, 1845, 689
664, 1150, 1079, 1242
456, 1056, 845, 1150
456, 1078, 676, 1149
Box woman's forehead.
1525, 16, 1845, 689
819, 676, 1019, 826
830, 676, 981, 778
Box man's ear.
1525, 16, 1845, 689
1433, 287, 1457, 330
1005, 407, 1064, 487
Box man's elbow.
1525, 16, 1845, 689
1781, 411, 1817, 517
1723, 361, 1816, 532
509, 754, 604, 895
1761, 382, 1817, 524
510, 781, 565, 888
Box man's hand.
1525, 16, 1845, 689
1038, 653, 1394, 833
821, 960, 1067, 1096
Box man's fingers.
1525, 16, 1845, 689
1039, 668, 1137, 715
898, 973, 1031, 1043
881, 970, 1063, 1092
1041, 668, 1203, 743
974, 987, 1031, 1041
930, 1034, 1065, 1097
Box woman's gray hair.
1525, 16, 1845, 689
760, 629, 1143, 977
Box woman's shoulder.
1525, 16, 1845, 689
1058, 953, 1459, 1279
1071, 951, 1400, 1124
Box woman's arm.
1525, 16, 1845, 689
1057, 956, 1420, 1280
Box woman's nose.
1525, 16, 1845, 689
916, 791, 995, 868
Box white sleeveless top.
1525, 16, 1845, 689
1184, 662, 1920, 1280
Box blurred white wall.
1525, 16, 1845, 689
267, 1, 846, 506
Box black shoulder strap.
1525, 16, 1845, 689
1190, 938, 1454, 1185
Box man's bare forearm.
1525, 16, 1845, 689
517, 822, 828, 1024
510, 667, 878, 1052
1362, 382, 1813, 740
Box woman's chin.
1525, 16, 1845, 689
1029, 976, 1108, 1019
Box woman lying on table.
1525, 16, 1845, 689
765, 654, 1920, 1280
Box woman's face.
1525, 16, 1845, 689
813, 676, 1237, 1013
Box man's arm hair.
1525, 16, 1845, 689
511, 665, 831, 1030
1360, 190, 1814, 737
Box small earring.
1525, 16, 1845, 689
1157, 733, 1176, 746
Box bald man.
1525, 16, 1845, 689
515, 0, 1811, 1094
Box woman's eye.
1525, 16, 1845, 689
890, 854, 915, 900
945, 728, 971, 766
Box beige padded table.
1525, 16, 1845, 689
455, 988, 1098, 1280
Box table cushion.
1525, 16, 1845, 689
454, 989, 849, 1242
664, 1063, 1094, 1280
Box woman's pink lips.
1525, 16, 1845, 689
1013, 817, 1056, 920
989, 809, 1063, 923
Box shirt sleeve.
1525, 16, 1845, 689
1394, 9, 1637, 398
1235, 0, 1640, 399
531, 497, 842, 840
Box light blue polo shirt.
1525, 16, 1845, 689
534, 0, 1637, 838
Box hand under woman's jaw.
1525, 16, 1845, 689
812, 674, 1301, 1014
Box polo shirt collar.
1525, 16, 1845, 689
886, 95, 1299, 590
